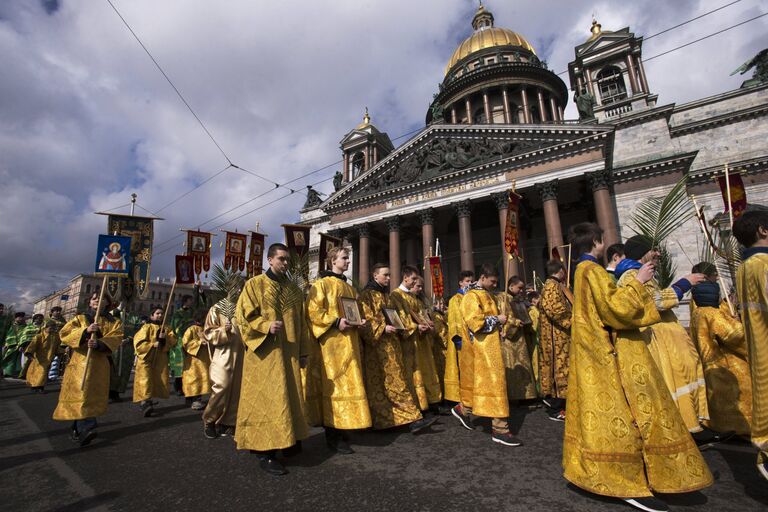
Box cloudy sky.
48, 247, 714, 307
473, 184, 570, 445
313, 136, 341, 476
1, 0, 766, 311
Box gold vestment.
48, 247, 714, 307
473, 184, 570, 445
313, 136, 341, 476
444, 293, 463, 402
25, 330, 60, 387
496, 292, 537, 400
133, 323, 177, 402
563, 261, 712, 498
53, 314, 122, 420
538, 278, 572, 398
181, 325, 211, 397
390, 288, 428, 410
307, 276, 371, 429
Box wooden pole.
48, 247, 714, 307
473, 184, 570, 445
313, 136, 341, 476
724, 163, 734, 230
151, 278, 177, 367
81, 274, 108, 391
690, 195, 735, 316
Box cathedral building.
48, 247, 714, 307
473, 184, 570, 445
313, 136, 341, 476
301, 4, 768, 312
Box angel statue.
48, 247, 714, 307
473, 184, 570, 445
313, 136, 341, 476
730, 48, 768, 88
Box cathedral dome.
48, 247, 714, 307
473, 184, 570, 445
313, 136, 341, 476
445, 27, 536, 76
444, 4, 536, 77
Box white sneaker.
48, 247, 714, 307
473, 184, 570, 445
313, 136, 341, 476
623, 497, 669, 512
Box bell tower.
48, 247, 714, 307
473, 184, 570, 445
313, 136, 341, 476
568, 19, 657, 122
339, 108, 394, 183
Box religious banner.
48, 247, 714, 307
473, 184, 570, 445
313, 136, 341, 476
95, 235, 132, 276
224, 231, 248, 272
318, 233, 342, 271
283, 224, 311, 257
551, 247, 561, 262
717, 171, 747, 219
247, 231, 266, 277
175, 255, 195, 285
106, 214, 155, 301
428, 256, 444, 298
504, 192, 520, 256
186, 230, 212, 278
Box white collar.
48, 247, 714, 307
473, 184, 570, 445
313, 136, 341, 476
398, 283, 410, 293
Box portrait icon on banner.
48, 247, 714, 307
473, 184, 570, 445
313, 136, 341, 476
230, 238, 243, 253
254, 243, 262, 256
191, 236, 206, 253
293, 231, 306, 247
325, 240, 335, 254
95, 235, 132, 276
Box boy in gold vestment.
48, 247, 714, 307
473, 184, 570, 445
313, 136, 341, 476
563, 223, 712, 512
460, 264, 521, 447
538, 260, 571, 421
181, 310, 211, 410
133, 307, 177, 417
448, 271, 473, 417
733, 209, 768, 480
53, 293, 122, 447
496, 276, 537, 401
235, 243, 310, 475
25, 320, 60, 392
307, 246, 371, 454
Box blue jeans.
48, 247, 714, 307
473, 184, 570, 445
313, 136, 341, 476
73, 418, 97, 434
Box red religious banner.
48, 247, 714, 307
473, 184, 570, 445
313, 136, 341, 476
504, 192, 520, 256
319, 233, 342, 271
186, 230, 211, 277
428, 256, 444, 298
248, 231, 266, 277
717, 171, 747, 219
175, 255, 195, 284
224, 231, 248, 272
283, 224, 311, 257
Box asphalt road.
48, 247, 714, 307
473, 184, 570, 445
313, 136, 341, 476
1, 377, 766, 512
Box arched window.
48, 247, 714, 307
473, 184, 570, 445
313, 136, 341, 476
597, 66, 627, 105
351, 152, 365, 178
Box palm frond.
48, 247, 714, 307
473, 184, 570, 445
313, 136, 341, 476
629, 176, 693, 247
655, 243, 676, 288
209, 263, 245, 319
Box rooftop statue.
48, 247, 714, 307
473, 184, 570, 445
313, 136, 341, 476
303, 185, 323, 209
333, 171, 343, 191
575, 87, 595, 120
730, 48, 768, 88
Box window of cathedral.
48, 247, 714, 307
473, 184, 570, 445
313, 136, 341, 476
473, 107, 487, 124
492, 106, 505, 124
596, 65, 628, 105
530, 105, 542, 123
351, 152, 365, 178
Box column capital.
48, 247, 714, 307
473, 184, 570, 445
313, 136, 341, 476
420, 208, 435, 225
328, 228, 345, 241
491, 191, 509, 210
386, 215, 401, 232
454, 199, 472, 218
357, 222, 370, 238
587, 169, 612, 192
536, 179, 559, 202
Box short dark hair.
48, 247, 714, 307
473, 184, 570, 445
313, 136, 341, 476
267, 243, 289, 258
546, 259, 565, 276
568, 222, 603, 258
151, 306, 164, 315
507, 275, 523, 287
14, 312, 25, 319
181, 295, 193, 304
606, 243, 625, 262
458, 270, 474, 282
692, 261, 717, 276
32, 313, 44, 321
479, 263, 498, 278
528, 291, 540, 300
50, 306, 62, 313
733, 210, 768, 248
402, 265, 420, 278
371, 263, 388, 275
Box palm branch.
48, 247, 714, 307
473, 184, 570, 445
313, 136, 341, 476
628, 176, 694, 248
262, 250, 309, 320
210, 263, 245, 320
655, 244, 677, 289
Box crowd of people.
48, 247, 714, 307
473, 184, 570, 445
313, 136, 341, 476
1, 212, 767, 512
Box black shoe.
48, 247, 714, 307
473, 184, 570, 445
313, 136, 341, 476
757, 450, 768, 482
108, 391, 122, 403
325, 428, 354, 454
204, 422, 218, 439
409, 415, 439, 434
140, 401, 153, 417
78, 429, 97, 447
491, 431, 523, 447
282, 441, 303, 458
70, 430, 80, 444
623, 496, 669, 512
691, 427, 733, 450
451, 404, 474, 431
333, 437, 354, 454
257, 455, 288, 476
218, 425, 235, 437
548, 410, 566, 422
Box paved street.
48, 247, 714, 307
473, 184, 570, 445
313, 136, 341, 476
1, 377, 766, 512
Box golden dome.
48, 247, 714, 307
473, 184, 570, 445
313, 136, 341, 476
444, 26, 536, 77
586, 18, 602, 42
356, 107, 371, 129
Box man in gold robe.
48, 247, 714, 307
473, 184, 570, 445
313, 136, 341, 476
235, 243, 310, 475
202, 299, 245, 439
53, 292, 123, 447
24, 320, 60, 392
460, 263, 521, 447
690, 281, 751, 436
411, 275, 445, 412
307, 246, 371, 454
539, 260, 572, 421
389, 267, 437, 415
496, 276, 537, 401
564, 223, 712, 512
733, 209, 768, 480
449, 271, 475, 429
46, 306, 66, 382
133, 306, 177, 417
181, 310, 211, 410
616, 235, 720, 446
359, 264, 435, 433
527, 291, 541, 387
